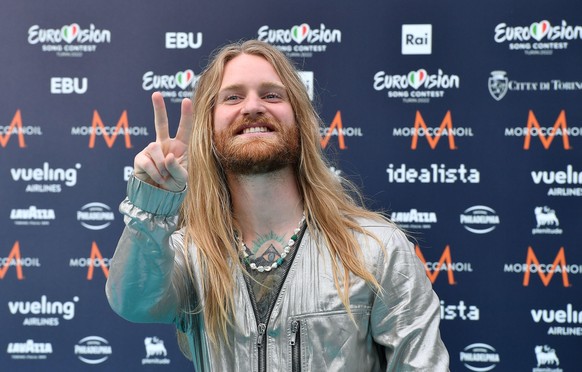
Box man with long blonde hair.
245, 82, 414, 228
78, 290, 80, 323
106, 40, 449, 371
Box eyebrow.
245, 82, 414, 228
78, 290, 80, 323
218, 82, 287, 94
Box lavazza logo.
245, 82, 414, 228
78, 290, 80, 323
494, 19, 582, 55
257, 22, 342, 57
77, 202, 114, 230
10, 206, 56, 226
142, 337, 170, 365
28, 23, 111, 57
142, 69, 199, 103
531, 303, 582, 337
532, 206, 562, 235
373, 68, 460, 103
532, 164, 582, 197
460, 343, 501, 372
488, 71, 582, 101
390, 208, 437, 229
9, 162, 81, 193
7, 339, 53, 360
460, 206, 500, 234
533, 345, 562, 372
7, 295, 79, 326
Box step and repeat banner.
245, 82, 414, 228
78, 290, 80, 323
1, 0, 581, 371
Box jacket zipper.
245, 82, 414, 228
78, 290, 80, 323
290, 320, 301, 372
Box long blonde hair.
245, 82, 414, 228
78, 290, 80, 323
177, 40, 391, 356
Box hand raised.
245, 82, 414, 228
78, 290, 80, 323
134, 92, 193, 192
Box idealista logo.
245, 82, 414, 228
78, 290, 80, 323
1, 110, 43, 148
392, 111, 474, 149
531, 164, 582, 197
460, 206, 500, 234
505, 110, 580, 150
257, 23, 341, 57
531, 304, 582, 337
10, 162, 81, 193
75, 336, 112, 365
77, 203, 114, 230
533, 345, 562, 372
142, 69, 199, 103
1, 241, 41, 280
28, 23, 111, 57
504, 246, 580, 287
440, 299, 480, 321
373, 69, 460, 104
488, 71, 582, 101
533, 206, 563, 235
320, 111, 363, 150
69, 242, 110, 280
7, 339, 53, 360
415, 245, 473, 285
10, 206, 56, 226
142, 337, 170, 365
71, 111, 149, 148
494, 19, 582, 55
460, 343, 501, 372
390, 209, 437, 230
8, 295, 79, 326
386, 163, 480, 184
165, 31, 203, 49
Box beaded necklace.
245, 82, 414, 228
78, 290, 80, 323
238, 212, 306, 272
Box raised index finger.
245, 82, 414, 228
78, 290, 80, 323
152, 91, 170, 141
175, 97, 194, 144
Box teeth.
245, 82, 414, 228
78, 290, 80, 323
242, 127, 269, 134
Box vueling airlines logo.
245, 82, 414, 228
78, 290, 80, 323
1, 110, 43, 148
69, 242, 110, 280
415, 245, 473, 285
392, 111, 474, 149
320, 111, 363, 150
1, 241, 41, 280
70, 110, 149, 148
505, 110, 576, 149
504, 246, 579, 287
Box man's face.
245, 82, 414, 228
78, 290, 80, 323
213, 53, 300, 174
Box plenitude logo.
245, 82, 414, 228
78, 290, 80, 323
415, 245, 473, 285
28, 23, 111, 57
71, 110, 149, 148
392, 111, 474, 150
320, 111, 363, 150
373, 68, 460, 103
505, 110, 578, 150
494, 19, 582, 55
504, 246, 580, 287
1, 110, 43, 148
257, 23, 342, 57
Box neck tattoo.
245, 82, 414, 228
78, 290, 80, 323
238, 212, 306, 272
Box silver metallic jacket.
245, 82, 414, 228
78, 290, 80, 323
106, 177, 450, 371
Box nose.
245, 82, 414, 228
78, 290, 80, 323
240, 93, 265, 117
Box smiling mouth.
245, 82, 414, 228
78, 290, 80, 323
240, 126, 273, 135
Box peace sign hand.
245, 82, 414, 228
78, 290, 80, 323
133, 92, 193, 192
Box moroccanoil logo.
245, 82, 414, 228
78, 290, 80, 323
415, 245, 473, 285
504, 110, 578, 149
1, 110, 43, 148
69, 242, 110, 280
320, 111, 363, 150
70, 110, 149, 148
0, 241, 41, 280
392, 111, 473, 150
504, 246, 581, 287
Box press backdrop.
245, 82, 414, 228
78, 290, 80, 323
1, 0, 581, 371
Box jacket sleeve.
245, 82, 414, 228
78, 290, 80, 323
371, 228, 450, 371
105, 175, 189, 325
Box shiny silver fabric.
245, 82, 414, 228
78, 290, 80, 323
106, 176, 450, 371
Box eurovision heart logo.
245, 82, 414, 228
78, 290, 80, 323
175, 70, 195, 90
408, 69, 428, 90
61, 23, 80, 43
530, 20, 550, 41
291, 23, 310, 44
